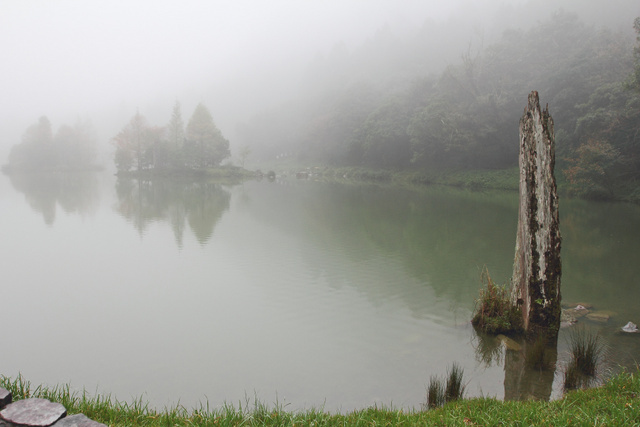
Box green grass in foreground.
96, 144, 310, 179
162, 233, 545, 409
2, 371, 639, 426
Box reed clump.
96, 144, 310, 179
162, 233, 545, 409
426, 363, 466, 409
471, 267, 523, 335
563, 327, 606, 391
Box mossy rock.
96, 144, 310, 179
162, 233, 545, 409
586, 311, 614, 323
563, 308, 590, 319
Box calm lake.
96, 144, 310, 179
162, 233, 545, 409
1, 171, 639, 412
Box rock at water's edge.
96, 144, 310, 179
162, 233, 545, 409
54, 413, 107, 427
0, 398, 66, 426
0, 389, 11, 410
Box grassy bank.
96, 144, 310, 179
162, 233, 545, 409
261, 164, 521, 192
2, 371, 639, 426
115, 164, 256, 180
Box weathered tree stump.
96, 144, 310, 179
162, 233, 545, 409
511, 91, 562, 338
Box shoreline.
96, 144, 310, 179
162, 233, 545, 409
1, 371, 638, 426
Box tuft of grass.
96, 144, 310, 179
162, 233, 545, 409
444, 363, 466, 403
563, 327, 607, 391
426, 363, 465, 410
471, 266, 523, 335
568, 327, 605, 377
427, 376, 444, 409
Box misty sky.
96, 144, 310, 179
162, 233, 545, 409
0, 0, 469, 155
2, 0, 634, 160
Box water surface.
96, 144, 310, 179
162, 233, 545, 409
1, 172, 638, 411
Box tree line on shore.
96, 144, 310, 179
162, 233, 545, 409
112, 102, 230, 174
4, 12, 640, 201
238, 13, 640, 201
3, 102, 231, 175
3, 116, 98, 172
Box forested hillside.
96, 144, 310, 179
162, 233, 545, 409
238, 12, 640, 201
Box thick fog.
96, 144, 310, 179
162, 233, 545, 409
1, 0, 637, 163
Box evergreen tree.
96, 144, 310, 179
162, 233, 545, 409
185, 103, 230, 168
112, 111, 150, 173
167, 101, 185, 151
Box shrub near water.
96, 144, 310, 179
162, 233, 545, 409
471, 267, 523, 335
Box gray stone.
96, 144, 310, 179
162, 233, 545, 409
0, 389, 11, 410
0, 398, 66, 426
53, 414, 106, 427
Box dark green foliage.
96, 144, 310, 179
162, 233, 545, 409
237, 12, 640, 201
626, 17, 640, 93
471, 267, 523, 335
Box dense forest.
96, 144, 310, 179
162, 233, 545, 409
238, 12, 640, 201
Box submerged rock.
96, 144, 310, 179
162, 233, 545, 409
563, 307, 589, 319
497, 334, 522, 351
561, 309, 577, 327
586, 311, 611, 323
563, 302, 593, 310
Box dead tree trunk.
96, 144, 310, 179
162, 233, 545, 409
512, 91, 562, 338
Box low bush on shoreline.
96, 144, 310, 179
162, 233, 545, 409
2, 370, 639, 426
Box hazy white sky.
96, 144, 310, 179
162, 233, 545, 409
0, 0, 466, 153
4, 0, 633, 157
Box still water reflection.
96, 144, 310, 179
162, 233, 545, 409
1, 172, 639, 412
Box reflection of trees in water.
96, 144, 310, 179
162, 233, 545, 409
115, 178, 231, 246
7, 172, 99, 225
240, 181, 518, 320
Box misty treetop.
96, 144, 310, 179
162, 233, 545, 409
4, 116, 98, 172
113, 102, 230, 174
237, 12, 640, 201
